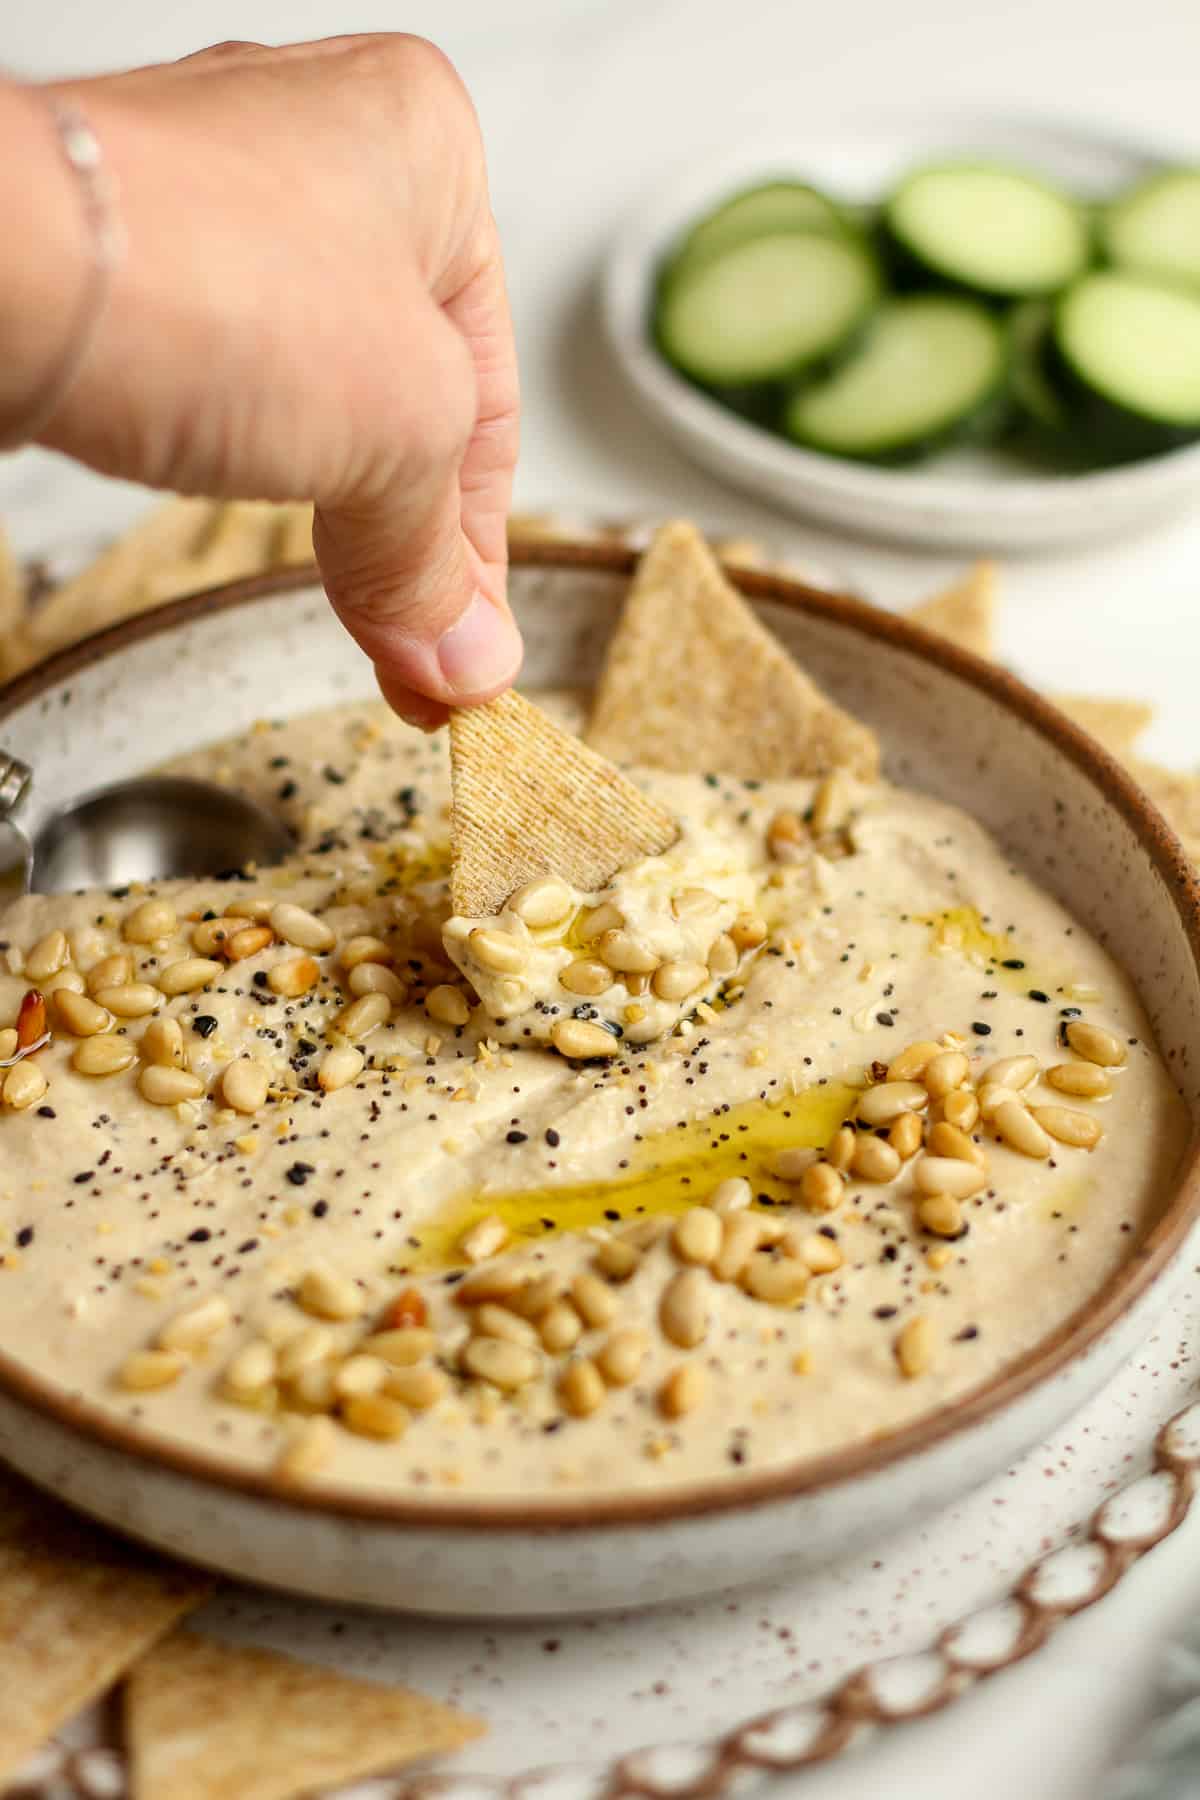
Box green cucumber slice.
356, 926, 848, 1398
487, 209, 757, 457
1009, 300, 1070, 435
655, 231, 879, 387
1102, 168, 1200, 288
1051, 269, 1200, 458
884, 163, 1090, 298
784, 294, 1007, 461
668, 181, 847, 279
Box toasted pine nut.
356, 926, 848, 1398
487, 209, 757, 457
559, 958, 613, 997
980, 1054, 1039, 1090
191, 917, 240, 955
771, 1146, 817, 1182
385, 1363, 448, 1409
474, 1303, 540, 1348
594, 1237, 640, 1281
225, 925, 273, 963
992, 1098, 1051, 1159
224, 1340, 276, 1395
596, 1329, 647, 1387
671, 1206, 722, 1267
942, 1089, 981, 1132
222, 1058, 270, 1115
598, 929, 658, 975
810, 770, 853, 835
86, 952, 132, 994
551, 1018, 620, 1060
138, 1016, 184, 1070
978, 1083, 1020, 1122
660, 1363, 705, 1419
766, 810, 806, 860
53, 990, 112, 1037
506, 1273, 563, 1319
94, 983, 161, 1018
851, 1136, 902, 1182
277, 1324, 334, 1379
801, 1161, 845, 1213
571, 1270, 618, 1329
917, 1194, 965, 1238
342, 1393, 409, 1439
741, 1255, 809, 1305
350, 963, 408, 1004
887, 1040, 941, 1082
652, 959, 708, 1003
672, 887, 724, 921
825, 1125, 856, 1172
117, 1349, 185, 1391
271, 902, 335, 952
426, 984, 470, 1027
460, 1214, 509, 1264
341, 934, 392, 971
1047, 1061, 1112, 1098
72, 1036, 137, 1077
456, 1262, 529, 1307
268, 955, 320, 998
275, 1416, 335, 1481
1065, 1021, 1127, 1067
922, 1051, 969, 1099
284, 1361, 337, 1412
560, 1358, 606, 1417
227, 898, 272, 922
578, 902, 623, 940
927, 1121, 986, 1167
707, 934, 738, 978
469, 928, 528, 974
24, 929, 69, 980
856, 1081, 928, 1126
157, 1295, 231, 1352
710, 1177, 753, 1214
317, 1045, 364, 1092
660, 1268, 710, 1347
123, 899, 178, 944
361, 1327, 436, 1366
729, 912, 768, 950
713, 1212, 762, 1282
157, 958, 222, 997
0, 1030, 16, 1061
539, 1301, 583, 1354
889, 1111, 923, 1159
896, 1316, 934, 1378
1032, 1105, 1104, 1149
792, 1231, 843, 1274
462, 1335, 539, 1391
334, 1354, 389, 1398
138, 1065, 204, 1106
333, 992, 390, 1040
298, 1264, 364, 1321
509, 876, 573, 928
914, 1156, 987, 1199
39, 967, 84, 999
2, 1060, 47, 1110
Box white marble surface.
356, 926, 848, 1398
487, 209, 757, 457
3, 2, 1200, 1796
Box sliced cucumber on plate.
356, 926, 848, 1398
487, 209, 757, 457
656, 230, 879, 386
1051, 269, 1200, 458
784, 295, 1007, 461
884, 164, 1091, 298
666, 180, 847, 280
1009, 300, 1071, 437
1102, 168, 1200, 289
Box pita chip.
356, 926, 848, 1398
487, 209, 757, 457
449, 688, 678, 917
0, 1471, 212, 1784
125, 1630, 484, 1800
1055, 695, 1155, 757
906, 561, 997, 660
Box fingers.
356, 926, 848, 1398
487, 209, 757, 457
444, 215, 521, 592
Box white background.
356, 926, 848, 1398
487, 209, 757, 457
4, 3, 1200, 1795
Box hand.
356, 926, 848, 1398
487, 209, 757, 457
5, 36, 523, 726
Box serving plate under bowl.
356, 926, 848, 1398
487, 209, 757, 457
604, 111, 1200, 552
0, 541, 1198, 1618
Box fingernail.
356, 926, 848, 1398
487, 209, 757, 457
436, 593, 522, 698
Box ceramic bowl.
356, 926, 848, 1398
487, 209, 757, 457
0, 542, 1197, 1618
604, 111, 1200, 551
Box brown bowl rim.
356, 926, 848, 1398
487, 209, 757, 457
1, 538, 1197, 1534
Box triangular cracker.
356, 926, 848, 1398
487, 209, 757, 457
1055, 695, 1155, 756
125, 1630, 483, 1800
906, 561, 997, 659
0, 1471, 212, 1784
449, 689, 678, 916
1127, 758, 1200, 847
585, 522, 877, 780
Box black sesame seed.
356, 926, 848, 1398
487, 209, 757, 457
252, 971, 268, 988
192, 1015, 218, 1038
506, 1130, 528, 1145
1027, 989, 1050, 1004
545, 1129, 560, 1148
286, 1162, 315, 1187
16, 1226, 33, 1247
971, 1021, 992, 1036
188, 1228, 211, 1243
1001, 958, 1025, 970
311, 1200, 329, 1218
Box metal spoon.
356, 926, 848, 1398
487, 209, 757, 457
0, 750, 294, 895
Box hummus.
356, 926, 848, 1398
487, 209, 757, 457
0, 694, 1187, 1498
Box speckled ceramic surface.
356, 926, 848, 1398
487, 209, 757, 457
0, 547, 1198, 1623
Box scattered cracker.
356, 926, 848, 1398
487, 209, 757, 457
585, 520, 878, 781
0, 1471, 213, 1784
450, 688, 678, 916
906, 561, 997, 660
140, 501, 282, 605
1127, 759, 1200, 850
272, 502, 316, 568
125, 1629, 484, 1800
1056, 695, 1155, 756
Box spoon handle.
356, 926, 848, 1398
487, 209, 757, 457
0, 752, 32, 821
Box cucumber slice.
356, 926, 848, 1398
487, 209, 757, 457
668, 181, 847, 278
884, 164, 1090, 298
784, 295, 1007, 462
656, 231, 879, 387
1051, 270, 1200, 459
1009, 300, 1070, 435
1102, 168, 1200, 289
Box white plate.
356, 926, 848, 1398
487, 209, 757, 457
603, 110, 1200, 552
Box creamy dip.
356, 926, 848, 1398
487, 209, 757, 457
0, 695, 1187, 1499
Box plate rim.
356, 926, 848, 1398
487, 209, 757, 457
1, 539, 1199, 1533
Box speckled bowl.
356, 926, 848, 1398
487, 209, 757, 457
0, 542, 1197, 1618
